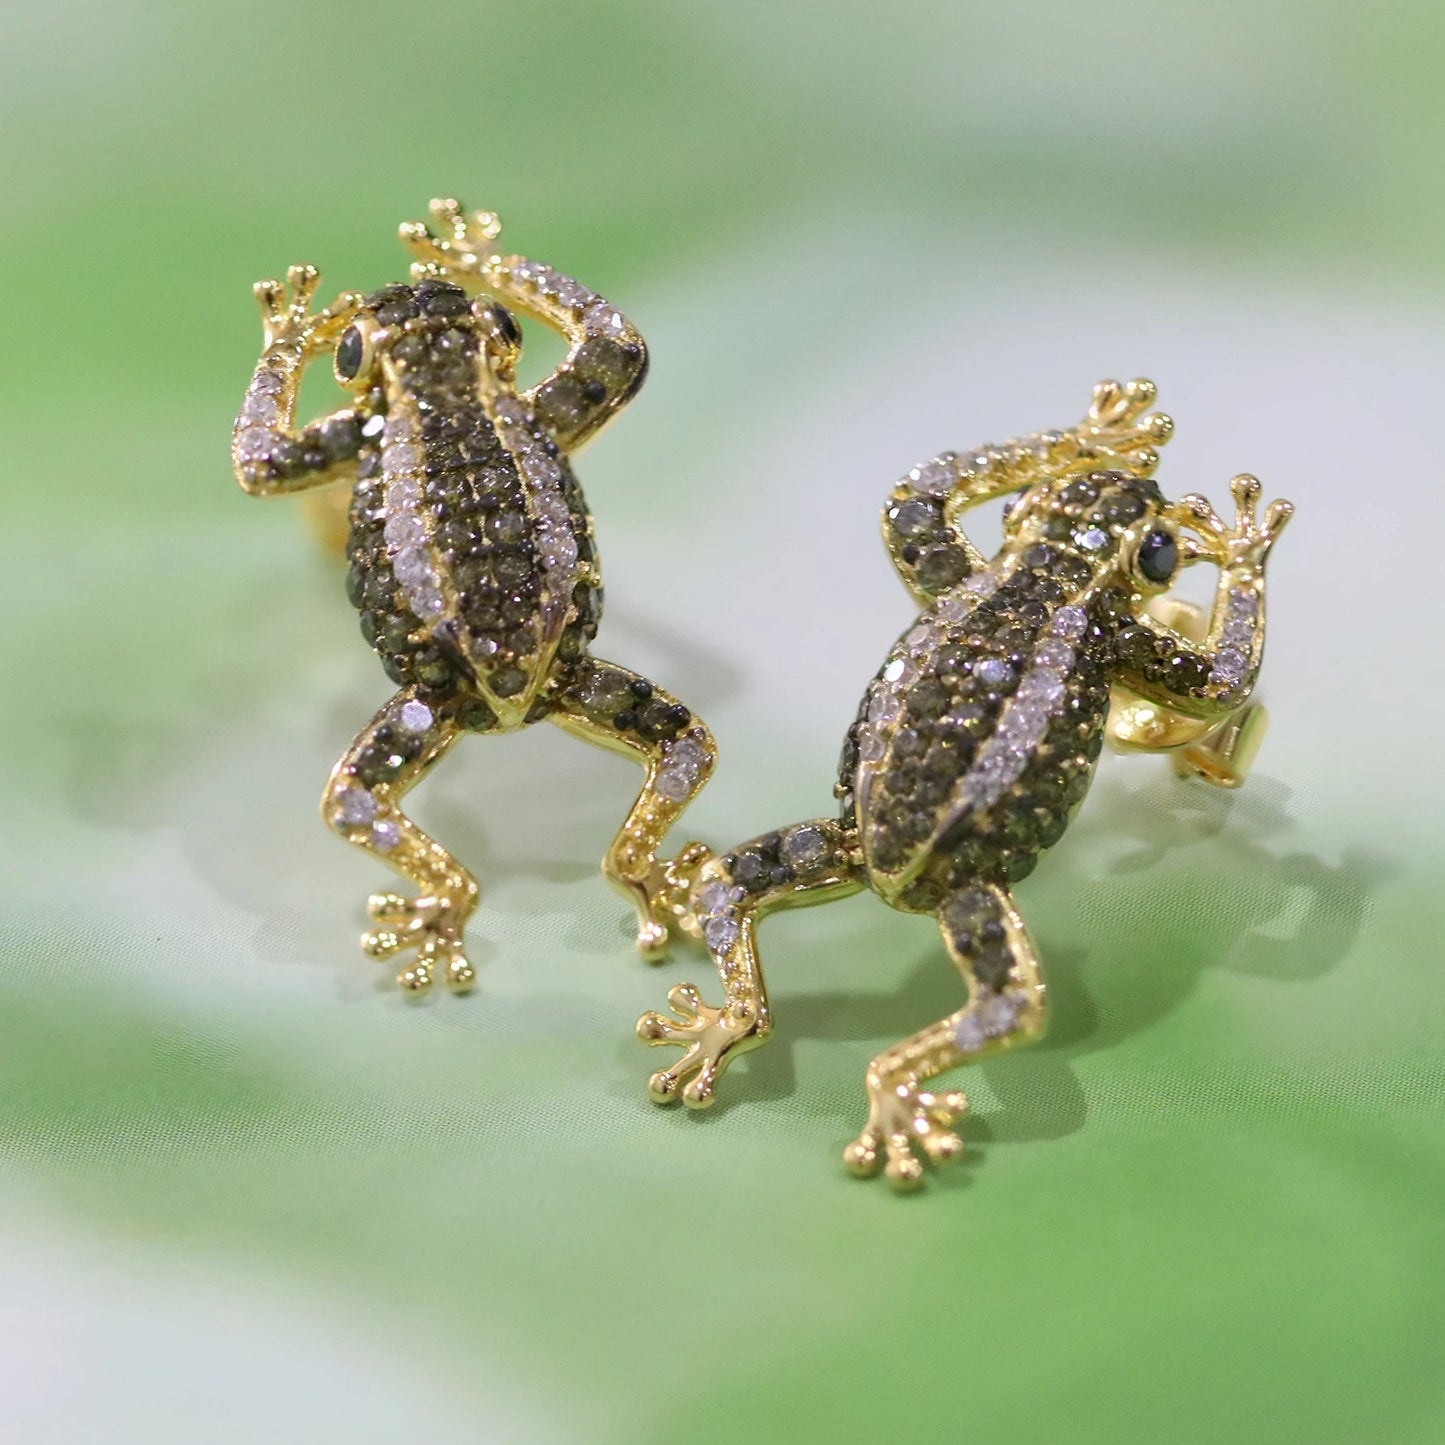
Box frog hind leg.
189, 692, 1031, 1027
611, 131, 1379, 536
320, 687, 477, 994
845, 880, 1047, 1190
637, 819, 862, 1107
549, 658, 719, 961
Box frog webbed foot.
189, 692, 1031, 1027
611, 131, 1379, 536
1077, 377, 1174, 476
619, 841, 714, 961
637, 983, 768, 1108
253, 263, 361, 356
844, 1074, 970, 1191
399, 197, 502, 281
362, 891, 476, 994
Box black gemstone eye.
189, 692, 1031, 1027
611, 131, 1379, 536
1136, 528, 1178, 584
335, 326, 365, 381
492, 305, 521, 348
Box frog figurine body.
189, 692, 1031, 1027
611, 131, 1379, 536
231, 201, 714, 992
637, 379, 1292, 1187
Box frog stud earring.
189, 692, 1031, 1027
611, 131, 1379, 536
230, 200, 714, 992
637, 379, 1292, 1188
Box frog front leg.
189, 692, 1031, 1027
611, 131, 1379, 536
1109, 473, 1293, 777
231, 265, 365, 496
637, 821, 861, 1106
550, 660, 717, 960
845, 882, 1046, 1190
882, 377, 1174, 605
400, 198, 648, 452
321, 689, 479, 994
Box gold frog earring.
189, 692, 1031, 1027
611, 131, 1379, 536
230, 200, 713, 993
636, 379, 1292, 1188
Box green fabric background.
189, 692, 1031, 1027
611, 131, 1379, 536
3, 3, 1443, 1440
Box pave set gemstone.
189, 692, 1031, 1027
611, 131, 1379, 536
695, 878, 746, 958
485, 392, 582, 637
954, 604, 1086, 816
1210, 585, 1259, 691
328, 692, 444, 851
843, 499, 1126, 885
852, 566, 1009, 784
893, 433, 1070, 506
697, 822, 838, 960
953, 991, 1027, 1053
233, 365, 291, 463
502, 259, 634, 340
381, 411, 448, 623
655, 735, 712, 802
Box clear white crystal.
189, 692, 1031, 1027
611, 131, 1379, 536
1032, 639, 1075, 670
906, 623, 937, 654
704, 916, 740, 955
398, 700, 434, 734
526, 455, 564, 487
1050, 605, 1088, 641
251, 369, 285, 395
235, 426, 273, 461
859, 730, 887, 764
371, 819, 401, 852
992, 748, 1026, 784
1077, 527, 1109, 551
868, 689, 900, 725
382, 443, 420, 475
936, 591, 970, 623
392, 546, 433, 585
975, 658, 1014, 687
382, 415, 416, 444
361, 415, 385, 438
549, 276, 587, 308
962, 571, 999, 597
697, 882, 733, 919
954, 1014, 987, 1052
980, 993, 1021, 1037
1211, 648, 1247, 681
780, 825, 827, 870
584, 299, 629, 337
667, 738, 710, 773
542, 533, 578, 570
242, 391, 279, 424
655, 767, 692, 801
385, 479, 420, 510
958, 775, 995, 811
883, 657, 915, 686
909, 458, 954, 497
534, 494, 569, 527
336, 787, 376, 827
1019, 671, 1065, 706
383, 512, 425, 547
407, 584, 445, 619
1000, 702, 1048, 745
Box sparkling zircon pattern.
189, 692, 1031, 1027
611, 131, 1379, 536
695, 823, 842, 965
1209, 585, 1260, 694
485, 392, 583, 638
327, 693, 445, 851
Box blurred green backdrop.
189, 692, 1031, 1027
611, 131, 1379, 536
3, 3, 1443, 1442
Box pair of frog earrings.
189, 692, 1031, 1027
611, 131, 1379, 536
231, 200, 1292, 1190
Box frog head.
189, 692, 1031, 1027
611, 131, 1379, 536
331, 279, 523, 400
997, 467, 1202, 602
